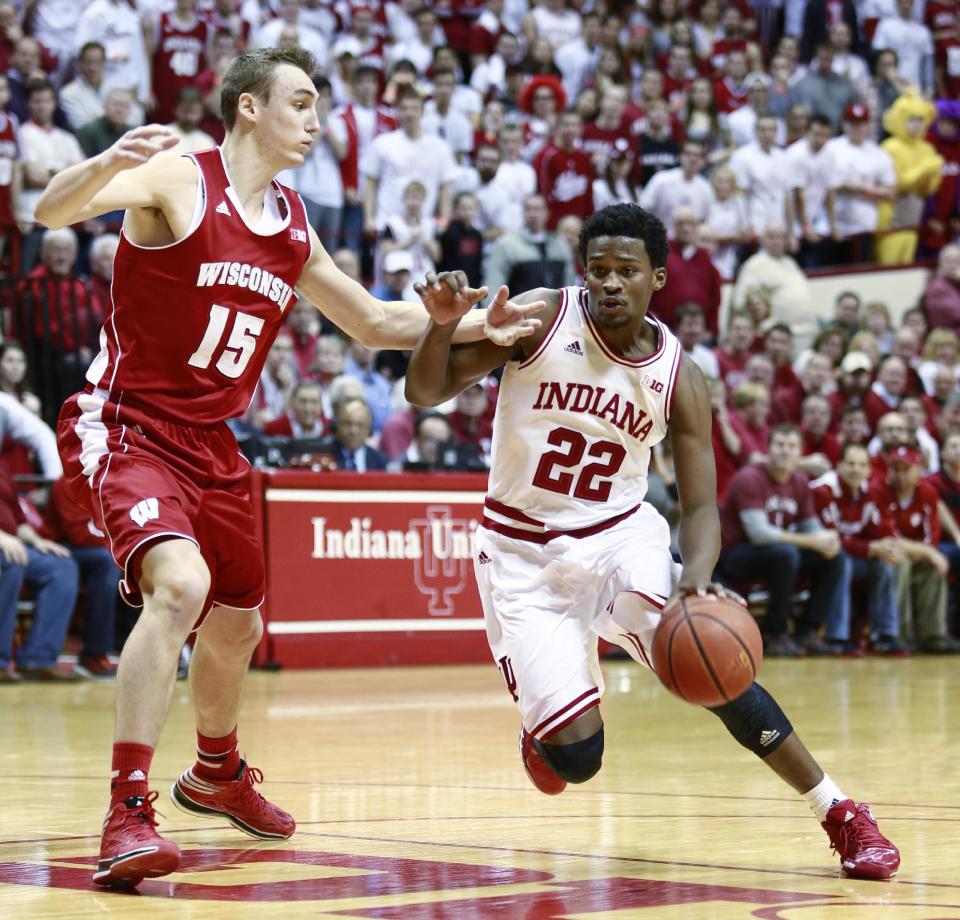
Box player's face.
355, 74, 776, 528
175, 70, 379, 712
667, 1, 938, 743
584, 236, 666, 331
256, 65, 320, 166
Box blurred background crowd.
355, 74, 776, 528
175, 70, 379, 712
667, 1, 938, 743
3, 0, 960, 676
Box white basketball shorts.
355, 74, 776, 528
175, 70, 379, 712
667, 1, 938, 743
474, 502, 681, 740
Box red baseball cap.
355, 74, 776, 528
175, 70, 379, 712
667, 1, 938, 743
887, 445, 922, 467
844, 103, 870, 122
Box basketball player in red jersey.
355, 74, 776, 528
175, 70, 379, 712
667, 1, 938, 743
149, 0, 208, 125
36, 47, 540, 888
404, 204, 900, 881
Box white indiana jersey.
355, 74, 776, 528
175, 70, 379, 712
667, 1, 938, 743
484, 286, 683, 538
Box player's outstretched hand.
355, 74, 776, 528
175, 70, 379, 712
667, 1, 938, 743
414, 270, 485, 325
673, 581, 747, 609
484, 284, 544, 347
103, 125, 179, 172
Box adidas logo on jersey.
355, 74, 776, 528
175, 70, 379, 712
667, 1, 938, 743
563, 341, 583, 356
477, 550, 492, 565
759, 729, 781, 747
290, 228, 307, 242
215, 201, 231, 216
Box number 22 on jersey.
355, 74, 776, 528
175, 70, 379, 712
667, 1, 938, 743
532, 426, 627, 502
188, 304, 264, 379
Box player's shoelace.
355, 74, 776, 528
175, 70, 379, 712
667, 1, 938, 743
831, 808, 887, 856
237, 766, 272, 812
118, 791, 163, 836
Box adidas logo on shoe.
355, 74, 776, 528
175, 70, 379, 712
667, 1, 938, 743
564, 341, 583, 356
478, 550, 492, 565
759, 729, 780, 747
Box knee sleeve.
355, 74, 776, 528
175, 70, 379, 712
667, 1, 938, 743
707, 683, 792, 758
537, 728, 604, 783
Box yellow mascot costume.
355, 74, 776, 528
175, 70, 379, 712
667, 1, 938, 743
876, 91, 944, 265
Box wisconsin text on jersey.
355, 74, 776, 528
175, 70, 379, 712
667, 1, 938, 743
195, 261, 296, 310
531, 381, 656, 441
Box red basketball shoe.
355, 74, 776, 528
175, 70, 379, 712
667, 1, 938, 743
821, 799, 900, 880
519, 727, 566, 795
93, 792, 181, 887
170, 761, 295, 839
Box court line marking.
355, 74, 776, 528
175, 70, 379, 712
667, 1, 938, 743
1, 773, 955, 810
294, 829, 960, 891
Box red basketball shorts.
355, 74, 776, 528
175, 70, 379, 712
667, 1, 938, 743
57, 389, 265, 619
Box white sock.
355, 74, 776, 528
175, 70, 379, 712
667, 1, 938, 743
802, 774, 847, 822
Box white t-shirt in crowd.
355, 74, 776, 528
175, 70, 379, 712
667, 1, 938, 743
17, 121, 85, 221
422, 102, 474, 157
362, 129, 458, 222
277, 116, 347, 208
872, 17, 934, 89
639, 167, 713, 236
823, 135, 897, 237
784, 138, 834, 236
529, 6, 582, 49
729, 141, 790, 233
703, 192, 750, 280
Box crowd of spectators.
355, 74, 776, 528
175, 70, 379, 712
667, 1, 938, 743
4, 0, 960, 671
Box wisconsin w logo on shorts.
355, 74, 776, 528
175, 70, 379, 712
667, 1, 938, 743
130, 498, 160, 528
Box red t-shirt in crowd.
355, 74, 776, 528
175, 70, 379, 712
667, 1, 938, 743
875, 479, 942, 544
720, 462, 814, 549
811, 471, 893, 558
714, 346, 750, 393
729, 413, 769, 459
532, 142, 595, 228
924, 468, 960, 520
802, 429, 842, 466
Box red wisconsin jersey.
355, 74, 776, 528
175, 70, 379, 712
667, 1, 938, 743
0, 111, 18, 228
87, 147, 311, 426
153, 12, 209, 124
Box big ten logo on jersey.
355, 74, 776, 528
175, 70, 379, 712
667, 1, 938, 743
640, 374, 664, 394
412, 507, 477, 616
130, 498, 160, 528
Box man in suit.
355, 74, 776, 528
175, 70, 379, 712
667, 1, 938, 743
319, 397, 387, 471
401, 410, 485, 472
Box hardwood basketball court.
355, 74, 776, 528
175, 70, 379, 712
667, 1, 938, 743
1, 657, 958, 918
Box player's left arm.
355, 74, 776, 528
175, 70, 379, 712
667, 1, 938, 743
295, 226, 542, 349
669, 355, 734, 599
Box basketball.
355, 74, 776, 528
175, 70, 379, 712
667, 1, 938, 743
651, 594, 763, 707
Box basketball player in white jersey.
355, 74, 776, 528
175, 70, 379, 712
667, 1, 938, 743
405, 203, 900, 880
35, 47, 540, 887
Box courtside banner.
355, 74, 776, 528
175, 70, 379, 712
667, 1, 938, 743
259, 471, 490, 667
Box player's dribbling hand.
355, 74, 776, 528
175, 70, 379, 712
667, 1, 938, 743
483, 284, 544, 347
673, 581, 748, 609
102, 125, 179, 172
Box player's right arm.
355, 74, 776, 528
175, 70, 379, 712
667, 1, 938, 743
34, 125, 180, 229
405, 279, 556, 407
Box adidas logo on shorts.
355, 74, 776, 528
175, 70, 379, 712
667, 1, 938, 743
477, 550, 492, 565
564, 341, 583, 356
